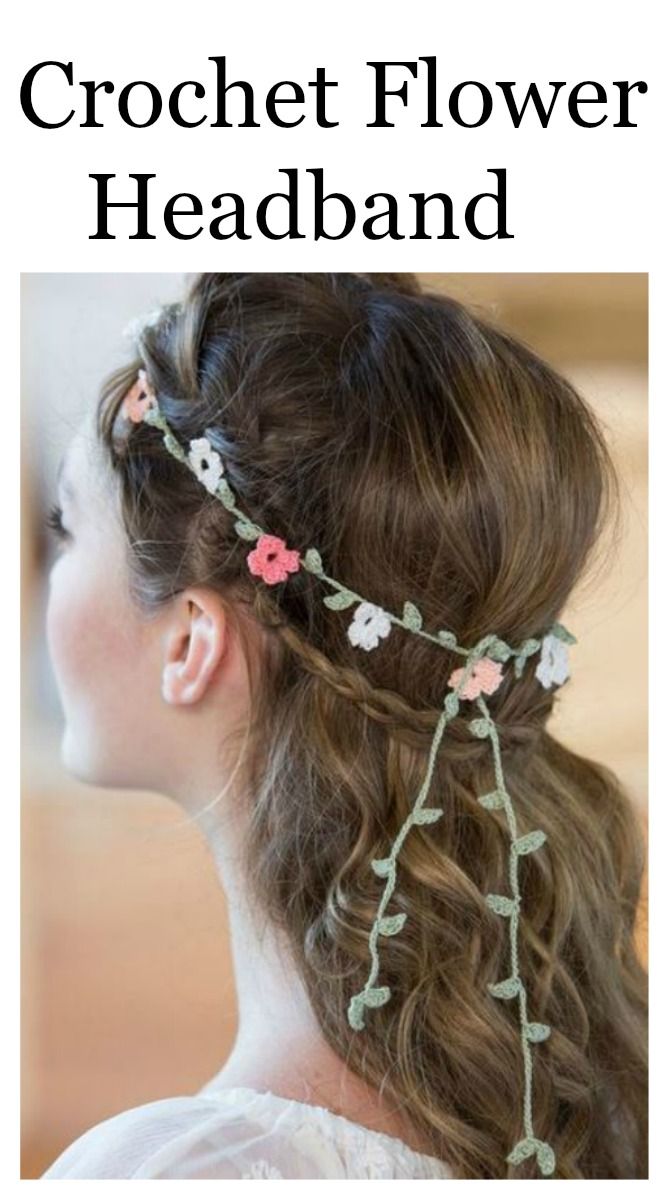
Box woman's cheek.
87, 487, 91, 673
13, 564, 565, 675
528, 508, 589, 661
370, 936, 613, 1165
46, 550, 130, 731
46, 544, 160, 785
46, 553, 89, 702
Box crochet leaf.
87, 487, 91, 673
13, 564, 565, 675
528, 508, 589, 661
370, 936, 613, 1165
303, 547, 323, 574
143, 407, 162, 428
437, 629, 457, 649
535, 1142, 556, 1176
413, 807, 444, 825
525, 1022, 551, 1043
551, 620, 577, 645
478, 788, 506, 810
514, 638, 542, 678
402, 601, 423, 631
508, 1137, 555, 1176
348, 985, 392, 1028
214, 479, 236, 508
487, 637, 514, 662
514, 830, 547, 856
506, 1137, 537, 1165
323, 589, 357, 610
164, 431, 187, 461
234, 519, 264, 541
442, 691, 460, 720
371, 857, 393, 878
347, 993, 366, 1030
488, 976, 521, 1000
469, 717, 492, 739
362, 985, 391, 1008
378, 912, 407, 936
486, 893, 517, 917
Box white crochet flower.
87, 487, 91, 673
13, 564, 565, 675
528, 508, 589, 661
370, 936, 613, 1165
535, 633, 571, 689
188, 437, 224, 494
347, 601, 392, 651
122, 307, 165, 344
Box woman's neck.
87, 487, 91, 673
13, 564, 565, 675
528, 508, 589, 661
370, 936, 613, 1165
200, 818, 436, 1159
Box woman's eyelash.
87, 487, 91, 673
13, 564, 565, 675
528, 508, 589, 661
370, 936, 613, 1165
45, 502, 70, 541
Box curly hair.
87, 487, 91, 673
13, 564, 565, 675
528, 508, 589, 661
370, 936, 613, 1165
96, 272, 647, 1178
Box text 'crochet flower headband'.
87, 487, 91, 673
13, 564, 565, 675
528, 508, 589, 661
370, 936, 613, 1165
122, 368, 577, 1178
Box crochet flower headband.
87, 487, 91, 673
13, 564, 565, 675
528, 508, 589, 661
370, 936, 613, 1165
122, 367, 576, 1178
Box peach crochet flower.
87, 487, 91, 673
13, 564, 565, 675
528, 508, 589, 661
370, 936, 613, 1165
449, 655, 504, 700
121, 369, 156, 422
247, 533, 301, 585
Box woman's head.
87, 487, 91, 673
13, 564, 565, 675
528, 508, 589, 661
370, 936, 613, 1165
46, 273, 646, 1176
51, 272, 616, 789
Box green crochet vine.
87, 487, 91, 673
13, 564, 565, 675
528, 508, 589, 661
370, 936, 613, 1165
138, 395, 574, 1179
472, 695, 555, 1177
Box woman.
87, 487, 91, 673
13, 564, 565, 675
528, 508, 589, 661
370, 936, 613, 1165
42, 272, 647, 1177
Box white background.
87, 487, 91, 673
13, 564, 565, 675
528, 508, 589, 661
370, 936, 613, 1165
2, 0, 663, 267
5, 0, 667, 1193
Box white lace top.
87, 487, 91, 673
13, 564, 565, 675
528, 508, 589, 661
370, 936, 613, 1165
41, 1081, 454, 1179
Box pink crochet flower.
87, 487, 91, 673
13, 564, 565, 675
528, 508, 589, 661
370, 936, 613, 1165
448, 656, 504, 700
247, 533, 301, 585
121, 369, 156, 422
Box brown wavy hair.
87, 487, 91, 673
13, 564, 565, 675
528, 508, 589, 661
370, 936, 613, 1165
96, 272, 647, 1178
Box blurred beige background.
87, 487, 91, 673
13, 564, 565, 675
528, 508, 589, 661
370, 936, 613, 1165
21, 273, 647, 1178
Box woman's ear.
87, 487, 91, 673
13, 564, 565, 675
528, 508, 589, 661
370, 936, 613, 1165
161, 590, 227, 706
